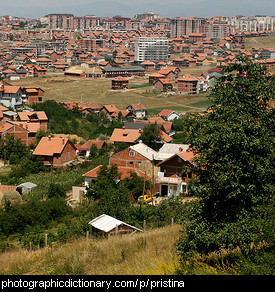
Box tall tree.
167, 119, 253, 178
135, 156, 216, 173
176, 56, 275, 263
139, 123, 163, 151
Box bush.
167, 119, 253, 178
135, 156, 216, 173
1, 190, 22, 207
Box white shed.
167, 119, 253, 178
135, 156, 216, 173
88, 214, 143, 237
18, 182, 37, 194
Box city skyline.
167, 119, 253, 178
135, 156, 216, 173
1, 0, 274, 19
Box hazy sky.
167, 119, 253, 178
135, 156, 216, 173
1, 0, 274, 18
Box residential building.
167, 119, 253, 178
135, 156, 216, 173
0, 81, 23, 108
158, 109, 180, 121
110, 127, 142, 145
17, 111, 48, 131
134, 37, 168, 63
176, 76, 199, 94
47, 14, 74, 30
111, 77, 129, 90
33, 136, 77, 167
154, 78, 173, 92
109, 142, 157, 170
157, 148, 197, 197
126, 103, 146, 118
76, 140, 107, 157
22, 86, 44, 105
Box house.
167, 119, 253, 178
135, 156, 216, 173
83, 164, 151, 188
76, 140, 107, 157
63, 101, 100, 116
154, 78, 173, 92
33, 136, 77, 167
100, 104, 119, 119
148, 72, 165, 84
0, 81, 23, 108
0, 121, 30, 146
126, 103, 146, 118
154, 143, 189, 163
157, 148, 197, 197
110, 127, 142, 145
109, 141, 157, 169
176, 76, 199, 95
88, 214, 143, 237
111, 77, 129, 90
157, 67, 180, 81
140, 60, 155, 71
17, 111, 48, 131
22, 86, 44, 105
158, 109, 180, 121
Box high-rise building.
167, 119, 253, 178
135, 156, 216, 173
47, 14, 74, 30
134, 37, 168, 63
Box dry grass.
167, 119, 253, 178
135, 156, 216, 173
10, 76, 209, 113
245, 36, 275, 50
0, 224, 181, 275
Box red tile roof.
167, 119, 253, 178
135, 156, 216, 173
33, 136, 76, 156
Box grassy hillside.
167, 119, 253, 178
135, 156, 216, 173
245, 36, 275, 49
0, 224, 181, 275
10, 76, 209, 113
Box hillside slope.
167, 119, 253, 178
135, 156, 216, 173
0, 224, 181, 275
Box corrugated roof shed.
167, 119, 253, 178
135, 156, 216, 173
88, 214, 143, 233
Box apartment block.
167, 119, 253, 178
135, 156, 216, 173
47, 14, 74, 30
134, 37, 168, 62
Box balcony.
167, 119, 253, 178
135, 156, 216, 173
157, 176, 182, 185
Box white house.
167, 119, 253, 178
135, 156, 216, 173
126, 103, 146, 119
157, 109, 180, 121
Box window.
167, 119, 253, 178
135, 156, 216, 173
129, 151, 135, 156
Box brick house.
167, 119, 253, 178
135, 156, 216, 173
22, 86, 44, 105
141, 60, 155, 72
111, 77, 129, 90
109, 142, 157, 170
176, 76, 199, 94
157, 148, 197, 197
33, 136, 77, 167
83, 164, 151, 188
154, 78, 173, 92
110, 127, 142, 146
0, 121, 30, 145
157, 67, 180, 81
17, 111, 48, 132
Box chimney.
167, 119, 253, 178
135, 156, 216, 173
122, 126, 125, 130
179, 147, 183, 152
138, 128, 142, 132
62, 138, 65, 145
48, 135, 51, 142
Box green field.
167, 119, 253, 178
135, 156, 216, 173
10, 75, 210, 114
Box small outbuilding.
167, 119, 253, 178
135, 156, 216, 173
18, 182, 37, 194
88, 214, 143, 237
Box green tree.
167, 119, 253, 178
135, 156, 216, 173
176, 56, 275, 270
85, 165, 121, 202
139, 124, 163, 151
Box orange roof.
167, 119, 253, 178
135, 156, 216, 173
129, 103, 146, 110
83, 165, 102, 178
0, 123, 13, 133
78, 140, 106, 150
11, 121, 41, 133
33, 136, 76, 156
3, 85, 21, 94
83, 165, 151, 180
17, 111, 48, 121
158, 109, 174, 116
102, 104, 119, 113
110, 128, 141, 143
